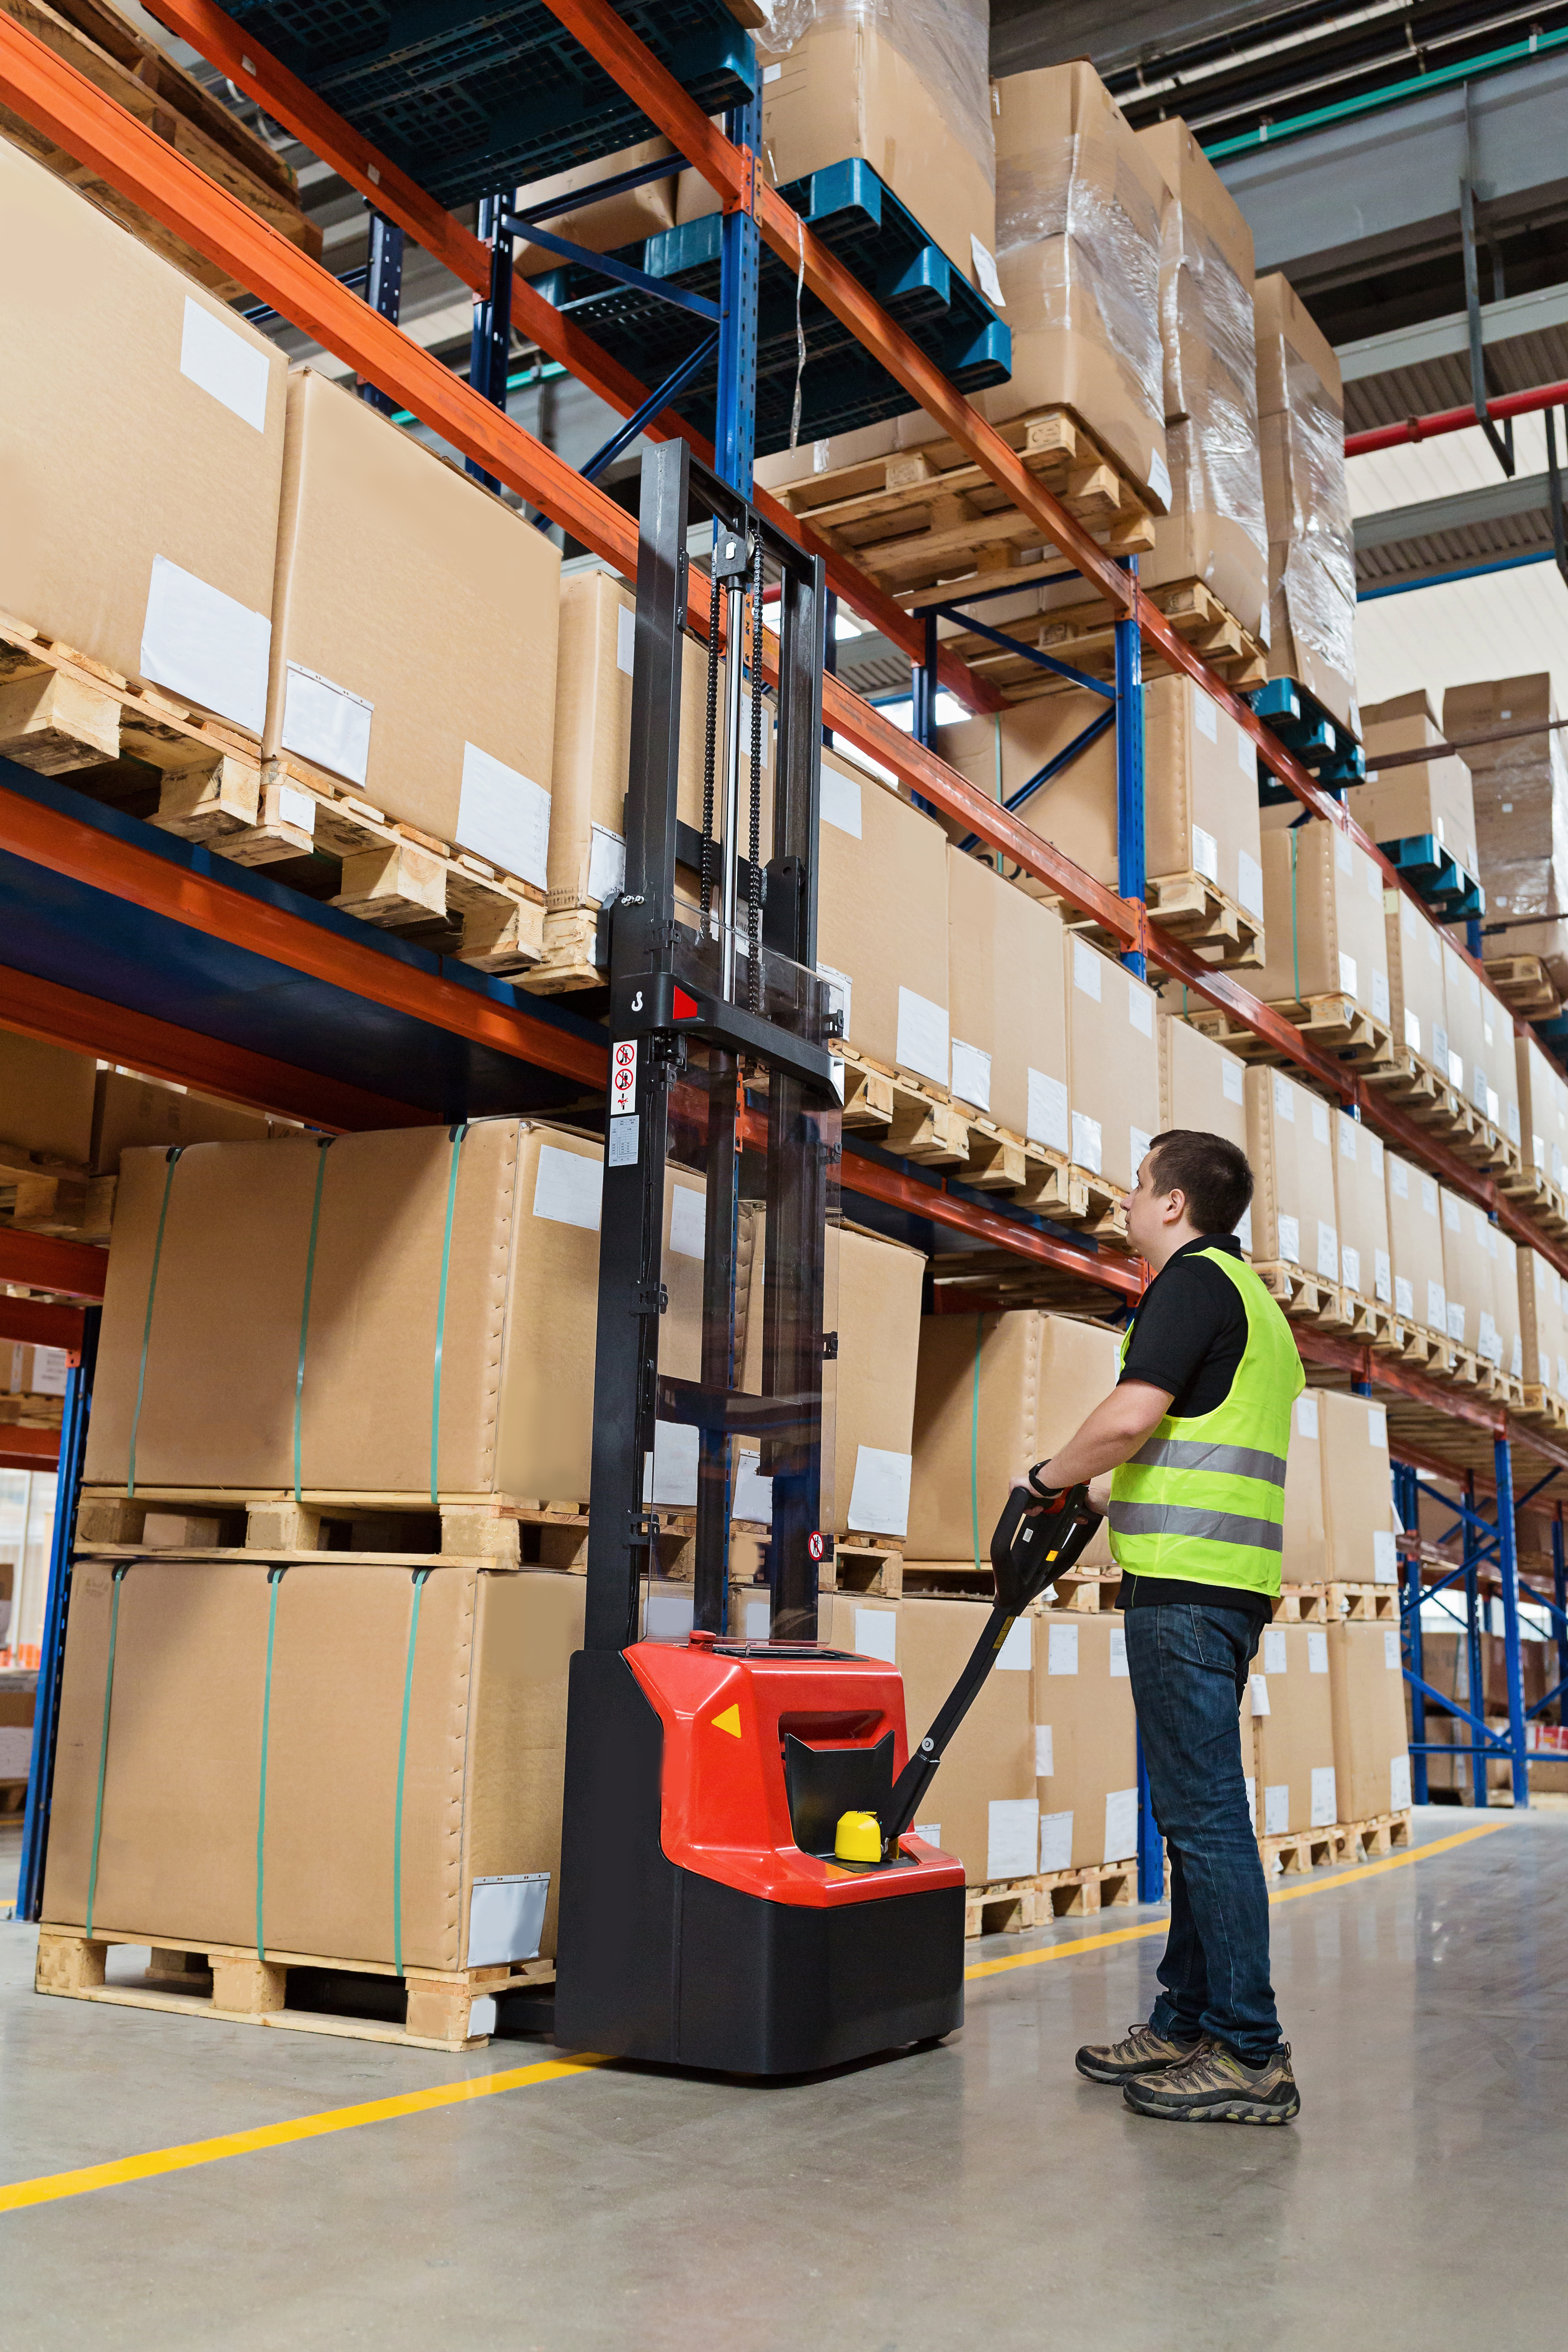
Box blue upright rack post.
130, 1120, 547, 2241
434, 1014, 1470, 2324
1494, 1434, 1530, 1806
466, 192, 515, 492
357, 205, 405, 414
1555, 1505, 1568, 1708
715, 91, 760, 496
1115, 557, 1145, 983
17, 1306, 99, 1923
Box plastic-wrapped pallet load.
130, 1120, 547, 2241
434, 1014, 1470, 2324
1251, 821, 1388, 1027
817, 753, 950, 1090
1156, 1015, 1250, 1242
678, 0, 997, 293
1249, 1621, 1337, 1837
43, 1561, 583, 1966
897, 1598, 1038, 1885
1033, 1612, 1138, 1874
1254, 274, 1357, 733
1065, 935, 1160, 1192
512, 137, 680, 274
909, 1310, 1121, 1571
1134, 117, 1267, 637
1320, 1390, 1399, 1586
1282, 1390, 1326, 1584
1517, 1033, 1568, 1189
1328, 1622, 1413, 1824
1519, 1248, 1567, 1403
1383, 885, 1448, 1068
0, 133, 286, 733
944, 849, 1069, 1144
1384, 1152, 1447, 1337
1244, 1065, 1339, 1285
1443, 675, 1568, 933
1348, 690, 1479, 878
1332, 1110, 1390, 1309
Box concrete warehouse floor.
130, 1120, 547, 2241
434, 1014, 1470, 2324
1, 1808, 1564, 2348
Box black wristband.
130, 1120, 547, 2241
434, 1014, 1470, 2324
1026, 1461, 1058, 1501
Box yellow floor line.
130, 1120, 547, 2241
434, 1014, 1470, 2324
963, 1817, 1505, 1981
0, 2051, 608, 2216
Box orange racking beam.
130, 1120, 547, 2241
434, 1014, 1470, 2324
0, 1295, 85, 1352
0, 1427, 60, 1470
0, 1230, 106, 1298
842, 1154, 1145, 1301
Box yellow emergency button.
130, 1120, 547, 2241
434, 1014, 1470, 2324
712, 1703, 742, 1739
834, 1810, 883, 1862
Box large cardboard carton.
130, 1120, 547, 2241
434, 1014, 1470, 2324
818, 756, 950, 1086
5, 1341, 70, 1397
1489, 1221, 1523, 1381
41, 1559, 582, 1966
90, 1071, 284, 1175
1517, 1033, 1568, 1187
1333, 1110, 1390, 1306
1439, 937, 1510, 1132
982, 65, 1168, 504
909, 1311, 1122, 1570
0, 134, 286, 731
1283, 1390, 1326, 1584
1519, 1248, 1566, 1401
1067, 937, 1160, 1191
1254, 274, 1356, 731
514, 138, 678, 275
1250, 1620, 1337, 1834
1440, 1189, 1519, 1373
1328, 1621, 1411, 1823
1481, 986, 1521, 1149
899, 1597, 1038, 1884
1033, 1611, 1138, 1872
1385, 1152, 1447, 1334
1244, 1065, 1339, 1281
1384, 886, 1447, 1066
84, 1123, 714, 1502
1349, 694, 1478, 876
1443, 674, 1568, 921
944, 849, 1068, 1142
1251, 823, 1388, 1024
0, 1031, 96, 1163
1157, 1015, 1249, 1165
266, 369, 561, 889
1319, 1391, 1398, 1586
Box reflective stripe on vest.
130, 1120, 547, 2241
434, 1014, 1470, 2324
1109, 1246, 1304, 1598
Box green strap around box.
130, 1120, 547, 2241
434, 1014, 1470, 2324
1290, 825, 1301, 1004
392, 1568, 432, 1979
84, 1564, 132, 1938
429, 1125, 468, 1508
254, 1566, 287, 1964
126, 1148, 185, 1498
293, 1138, 335, 1506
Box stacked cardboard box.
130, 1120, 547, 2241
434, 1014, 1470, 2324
1283, 1390, 1326, 1584
1384, 884, 1448, 1067
898, 1597, 1038, 1884
1251, 821, 1389, 1028
1443, 675, 1568, 934
513, 137, 679, 274
0, 1030, 96, 1166
1319, 1390, 1399, 1586
945, 849, 1069, 1144
1385, 1151, 1448, 1336
1254, 274, 1357, 731
1518, 1248, 1568, 1404
1333, 1110, 1391, 1308
1067, 935, 1160, 1192
1250, 1620, 1337, 1835
1244, 1065, 1339, 1283
89, 1069, 289, 1174
818, 755, 951, 1091
1439, 937, 1519, 1145
1440, 1188, 1521, 1377
1033, 1612, 1138, 1875
1517, 1034, 1568, 1189
1328, 1622, 1413, 1823
1157, 1014, 1251, 1246
1350, 690, 1479, 878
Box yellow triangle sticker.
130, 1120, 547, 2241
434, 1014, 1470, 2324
712, 1703, 743, 1739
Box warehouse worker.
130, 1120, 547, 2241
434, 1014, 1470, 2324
1022, 1128, 1303, 2125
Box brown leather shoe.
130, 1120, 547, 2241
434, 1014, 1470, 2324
1122, 2038, 1300, 2123
1075, 2022, 1209, 2083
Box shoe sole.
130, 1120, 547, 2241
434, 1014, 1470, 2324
1123, 2092, 1300, 2124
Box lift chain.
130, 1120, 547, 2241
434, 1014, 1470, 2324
699, 537, 722, 929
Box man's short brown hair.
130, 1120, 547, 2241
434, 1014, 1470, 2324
1145, 1129, 1254, 1235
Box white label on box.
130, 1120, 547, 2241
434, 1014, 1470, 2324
1335, 830, 1353, 875
1128, 980, 1153, 1036
1432, 1022, 1449, 1068
1405, 1008, 1422, 1052
1316, 1221, 1339, 1278
1295, 1394, 1319, 1439
1544, 1350, 1554, 1389
1307, 1629, 1328, 1674
1473, 1063, 1489, 1112
669, 1185, 706, 1260
1513, 1333, 1523, 1376
457, 742, 550, 888
1262, 1628, 1287, 1676
1449, 1049, 1465, 1089
732, 1450, 773, 1523
615, 603, 636, 676
1104, 1788, 1139, 1864
1479, 1310, 1499, 1363
1372, 1530, 1399, 1585
1311, 1096, 1330, 1146
1421, 1175, 1438, 1217
1368, 1403, 1387, 1445
896, 987, 949, 1087
913, 1818, 940, 1844
1238, 850, 1264, 915
1194, 692, 1218, 743
141, 555, 270, 733
813, 439, 831, 473
1339, 1112, 1357, 1160
1278, 1213, 1301, 1265
1447, 1301, 1466, 1342
950, 1038, 992, 1111
1039, 1810, 1074, 1872
646, 1421, 699, 1507
1390, 1157, 1409, 1200
1310, 1766, 1337, 1827
1146, 450, 1171, 507
1072, 937, 1102, 1000
1372, 968, 1390, 1021
1192, 823, 1218, 880
1264, 1784, 1290, 1834
274, 782, 314, 836
1109, 1626, 1129, 1677
1245, 1775, 1258, 1826
31, 1345, 69, 1395
1390, 1754, 1412, 1810
1048, 1620, 1079, 1675
1384, 1630, 1400, 1670
1237, 1203, 1252, 1253
1071, 1111, 1102, 1173
587, 824, 626, 904
532, 1142, 602, 1231
817, 961, 852, 1039
848, 1446, 911, 1537
1340, 1243, 1361, 1292
1035, 1724, 1054, 1777
1443, 1191, 1461, 1232
1390, 1265, 1410, 1311
1273, 1071, 1295, 1122
466, 1873, 549, 1969
819, 764, 862, 837
1560, 1352, 1568, 1393
1486, 1084, 1500, 1124
853, 1607, 898, 1664
744, 1598, 772, 1640
1375, 1250, 1392, 1303
607, 1115, 638, 1168
1338, 951, 1358, 998
996, 1617, 1033, 1671
1130, 1125, 1152, 1177
1222, 1055, 1245, 1104
969, 234, 1005, 308
988, 1798, 1040, 1882
1238, 722, 1256, 773
1027, 1069, 1069, 1151
1508, 1100, 1521, 1144
179, 295, 270, 430
645, 1588, 695, 1640
1535, 1131, 1547, 1170
281, 664, 374, 788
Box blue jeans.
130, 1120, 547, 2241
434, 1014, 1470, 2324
1124, 1603, 1282, 2065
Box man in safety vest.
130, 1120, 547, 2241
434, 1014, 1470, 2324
1023, 1128, 1303, 2124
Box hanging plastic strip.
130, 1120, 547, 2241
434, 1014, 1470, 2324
254, 1564, 287, 1963
392, 1566, 433, 1978
84, 1562, 131, 1937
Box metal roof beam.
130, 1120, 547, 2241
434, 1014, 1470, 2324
1337, 280, 1568, 383
1355, 468, 1553, 549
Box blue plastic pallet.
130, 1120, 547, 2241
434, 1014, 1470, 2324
219, 0, 755, 207
1379, 835, 1485, 921
1249, 676, 1366, 803
531, 157, 1009, 459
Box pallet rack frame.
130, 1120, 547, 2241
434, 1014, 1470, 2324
0, 0, 1558, 1915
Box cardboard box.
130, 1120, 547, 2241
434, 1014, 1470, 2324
981, 64, 1169, 503
1439, 938, 1487, 1106
1444, 674, 1568, 921
1244, 1065, 1339, 1279
898, 1596, 1038, 1884
1384, 886, 1447, 1065
909, 1310, 1123, 1570
1349, 697, 1478, 876
1518, 1033, 1568, 1187
1283, 1389, 1326, 1584
1251, 822, 1388, 1022
1067, 936, 1160, 1190
1440, 1189, 1519, 1372
0, 1030, 96, 1163
1385, 1152, 1447, 1334
1489, 1221, 1523, 1380
1319, 1391, 1398, 1586
1157, 1014, 1249, 1158
90, 1070, 283, 1175
513, 137, 678, 276
84, 1122, 715, 1502
945, 849, 1068, 1139
1333, 1110, 1391, 1305
266, 369, 561, 886
1481, 985, 1521, 1149
0, 132, 285, 729
1250, 1619, 1337, 1834
1519, 1248, 1566, 1399
41, 1558, 581, 1966
818, 755, 950, 1086
1033, 1610, 1138, 1871
1254, 274, 1356, 731
4, 1341, 70, 1397
1328, 1621, 1412, 1822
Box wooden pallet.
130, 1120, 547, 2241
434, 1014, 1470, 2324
1259, 1824, 1344, 1875
1050, 871, 1263, 974
942, 576, 1268, 703
1252, 1261, 1354, 1332
1188, 991, 1399, 1077
822, 1537, 905, 1597
76, 1486, 586, 1572
1497, 1160, 1568, 1238
768, 408, 1156, 606
1328, 1582, 1400, 1622
517, 904, 604, 996
1341, 1290, 1410, 1355
35, 1926, 553, 2051
1047, 1567, 1123, 1614
1521, 1384, 1568, 1432
1341, 1808, 1414, 1858
1272, 1584, 1330, 1624
0, 1125, 116, 1241
0, 1392, 66, 1428
964, 1860, 1138, 1939
1478, 1362, 1527, 1409
1485, 953, 1560, 1022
